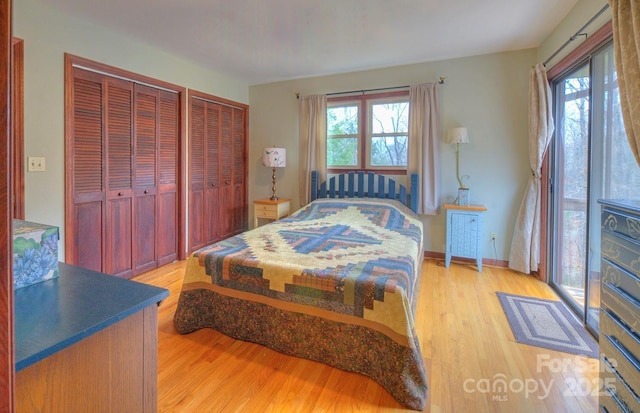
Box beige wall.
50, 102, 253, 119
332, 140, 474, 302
249, 49, 536, 260
14, 0, 249, 258
538, 0, 610, 67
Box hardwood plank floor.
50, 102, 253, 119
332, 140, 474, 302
133, 259, 599, 412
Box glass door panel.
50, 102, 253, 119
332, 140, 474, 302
550, 41, 640, 336
587, 44, 640, 334
551, 63, 590, 316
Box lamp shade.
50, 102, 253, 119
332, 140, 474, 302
262, 147, 286, 168
446, 127, 470, 144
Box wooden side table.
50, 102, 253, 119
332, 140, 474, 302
444, 203, 487, 272
254, 198, 291, 227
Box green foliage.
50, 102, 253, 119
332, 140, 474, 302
13, 237, 37, 256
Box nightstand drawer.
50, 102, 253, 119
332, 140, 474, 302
255, 204, 278, 214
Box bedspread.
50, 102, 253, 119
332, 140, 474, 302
174, 198, 427, 410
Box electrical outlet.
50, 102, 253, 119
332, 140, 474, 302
27, 156, 46, 172
490, 232, 497, 242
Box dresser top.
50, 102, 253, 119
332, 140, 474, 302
15, 262, 169, 371
444, 203, 487, 212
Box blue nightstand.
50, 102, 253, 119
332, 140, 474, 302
444, 203, 487, 272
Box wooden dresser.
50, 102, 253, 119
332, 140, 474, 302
15, 263, 169, 412
599, 199, 640, 412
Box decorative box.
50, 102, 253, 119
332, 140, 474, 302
13, 219, 60, 289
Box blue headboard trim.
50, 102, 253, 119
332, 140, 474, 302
310, 171, 419, 213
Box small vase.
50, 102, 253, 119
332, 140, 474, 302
457, 188, 470, 206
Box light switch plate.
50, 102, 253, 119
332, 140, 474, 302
27, 156, 46, 172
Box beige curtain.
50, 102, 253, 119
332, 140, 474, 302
609, 0, 640, 166
408, 83, 440, 215
298, 94, 327, 206
508, 64, 554, 274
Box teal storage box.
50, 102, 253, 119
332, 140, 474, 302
13, 219, 59, 289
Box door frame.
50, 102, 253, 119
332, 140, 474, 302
0, 0, 14, 409
542, 22, 613, 334
540, 22, 613, 284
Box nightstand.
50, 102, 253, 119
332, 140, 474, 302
444, 203, 487, 272
254, 198, 291, 227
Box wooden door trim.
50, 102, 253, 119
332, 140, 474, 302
1, 0, 14, 410
12, 37, 22, 220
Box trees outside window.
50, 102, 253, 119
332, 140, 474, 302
327, 92, 408, 173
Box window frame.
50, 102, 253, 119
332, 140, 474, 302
327, 91, 409, 175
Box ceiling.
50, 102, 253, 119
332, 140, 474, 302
46, 0, 578, 85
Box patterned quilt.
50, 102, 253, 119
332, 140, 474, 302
174, 198, 427, 410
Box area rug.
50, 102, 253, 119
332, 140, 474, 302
496, 292, 599, 358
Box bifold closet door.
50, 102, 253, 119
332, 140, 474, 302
189, 98, 206, 251
188, 94, 247, 254
69, 68, 179, 278
132, 84, 179, 274
133, 84, 158, 275
69, 68, 107, 273
104, 78, 134, 278
156, 90, 179, 267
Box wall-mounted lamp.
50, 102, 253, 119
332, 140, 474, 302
262, 147, 286, 200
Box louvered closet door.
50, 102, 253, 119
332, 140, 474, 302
133, 84, 158, 274
69, 62, 182, 278
219, 105, 233, 239
206, 102, 221, 243
189, 98, 206, 251
157, 90, 179, 266
188, 93, 247, 253
70, 69, 105, 272
232, 107, 246, 232
104, 78, 134, 278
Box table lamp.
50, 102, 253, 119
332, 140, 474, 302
262, 147, 286, 200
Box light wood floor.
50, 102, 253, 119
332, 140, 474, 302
133, 259, 599, 412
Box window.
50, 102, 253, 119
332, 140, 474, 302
327, 92, 409, 173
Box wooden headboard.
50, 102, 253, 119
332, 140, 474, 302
310, 171, 419, 213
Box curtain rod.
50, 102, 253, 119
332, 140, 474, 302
296, 76, 446, 99
543, 4, 610, 67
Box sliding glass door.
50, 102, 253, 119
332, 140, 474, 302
550, 41, 640, 335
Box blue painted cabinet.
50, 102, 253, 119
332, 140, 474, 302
444, 204, 486, 272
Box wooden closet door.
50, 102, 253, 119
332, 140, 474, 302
189, 97, 206, 252
133, 84, 158, 275
232, 107, 246, 233
157, 90, 179, 266
219, 105, 233, 239
188, 92, 248, 253
206, 102, 221, 243
104, 78, 134, 278
69, 69, 106, 272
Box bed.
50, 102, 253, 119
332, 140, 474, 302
174, 171, 427, 410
